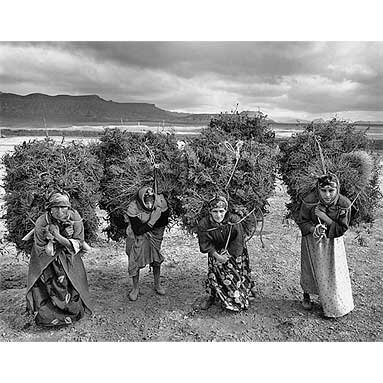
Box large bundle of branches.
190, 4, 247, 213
93, 128, 183, 241
278, 119, 382, 226
179, 112, 278, 234
2, 138, 103, 254
209, 110, 275, 144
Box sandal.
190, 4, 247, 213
128, 288, 139, 301
302, 293, 313, 310
154, 286, 166, 296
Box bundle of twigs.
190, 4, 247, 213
179, 116, 278, 235
94, 128, 183, 241
209, 110, 275, 144
2, 138, 103, 255
278, 118, 382, 225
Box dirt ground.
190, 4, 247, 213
0, 181, 382, 342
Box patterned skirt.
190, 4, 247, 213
206, 248, 254, 312
30, 257, 86, 327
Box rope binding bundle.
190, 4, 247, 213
144, 143, 159, 194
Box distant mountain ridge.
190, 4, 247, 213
0, 92, 214, 127
1, 92, 383, 129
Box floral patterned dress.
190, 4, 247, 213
197, 213, 254, 312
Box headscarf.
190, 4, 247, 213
208, 195, 228, 211
316, 172, 340, 206
45, 192, 71, 209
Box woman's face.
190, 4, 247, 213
143, 187, 155, 208
51, 206, 69, 221
319, 185, 337, 204
210, 207, 227, 223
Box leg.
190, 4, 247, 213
201, 278, 216, 310
153, 264, 165, 295
302, 292, 312, 310
200, 295, 215, 310
129, 271, 140, 301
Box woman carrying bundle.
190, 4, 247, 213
197, 195, 256, 311
297, 173, 354, 318
125, 185, 169, 301
26, 192, 92, 327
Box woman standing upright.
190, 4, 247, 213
26, 192, 92, 327
197, 196, 255, 311
297, 173, 354, 318
125, 186, 169, 301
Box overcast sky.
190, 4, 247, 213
2, 41, 383, 122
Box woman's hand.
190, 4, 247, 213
47, 224, 73, 252
313, 223, 327, 239
214, 250, 229, 264
45, 228, 55, 241
63, 225, 74, 237
48, 224, 60, 238
154, 194, 168, 212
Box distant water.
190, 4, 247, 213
0, 136, 98, 156
271, 122, 383, 136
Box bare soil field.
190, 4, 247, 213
1, 180, 382, 342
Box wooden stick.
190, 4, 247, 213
22, 228, 91, 251
314, 135, 327, 174
21, 228, 34, 241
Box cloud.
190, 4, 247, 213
61, 41, 321, 79
2, 41, 383, 119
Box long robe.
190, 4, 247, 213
297, 191, 354, 318
124, 196, 169, 277
26, 210, 92, 326
198, 213, 254, 312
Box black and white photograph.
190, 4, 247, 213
0, 1, 382, 382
